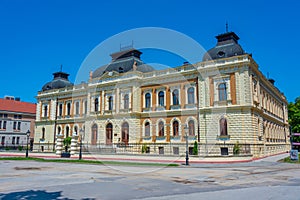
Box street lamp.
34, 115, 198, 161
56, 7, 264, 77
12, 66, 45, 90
26, 130, 30, 158
79, 128, 84, 160
184, 125, 189, 165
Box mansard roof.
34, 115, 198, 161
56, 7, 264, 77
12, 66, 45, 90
202, 32, 245, 61
92, 49, 155, 79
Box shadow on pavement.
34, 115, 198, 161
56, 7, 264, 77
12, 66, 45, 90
0, 190, 95, 200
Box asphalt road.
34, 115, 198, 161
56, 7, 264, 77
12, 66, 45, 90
1, 154, 300, 200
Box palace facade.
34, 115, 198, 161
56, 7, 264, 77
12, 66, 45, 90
34, 31, 290, 157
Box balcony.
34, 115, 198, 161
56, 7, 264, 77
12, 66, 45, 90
156, 136, 166, 141
143, 107, 152, 112
142, 136, 152, 141
184, 104, 196, 109
155, 106, 166, 111
213, 100, 232, 106
217, 135, 231, 141
119, 108, 132, 113
170, 136, 181, 142
170, 105, 181, 110
104, 110, 115, 115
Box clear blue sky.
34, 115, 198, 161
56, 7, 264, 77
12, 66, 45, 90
0, 0, 299, 103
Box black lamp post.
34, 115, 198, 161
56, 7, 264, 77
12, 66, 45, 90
26, 130, 30, 158
79, 128, 84, 160
184, 125, 189, 165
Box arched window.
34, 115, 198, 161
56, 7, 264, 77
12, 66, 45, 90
74, 126, 78, 135
108, 96, 113, 110
91, 124, 98, 145
187, 87, 195, 104
94, 98, 99, 112
75, 102, 80, 115
145, 93, 151, 108
173, 121, 179, 136
172, 89, 179, 105
121, 122, 129, 145
42, 127, 45, 139
219, 118, 228, 136
59, 104, 63, 116
58, 126, 61, 135
145, 122, 150, 137
158, 121, 164, 137
66, 126, 69, 138
218, 83, 227, 101
124, 94, 129, 109
67, 103, 71, 116
188, 120, 195, 136
158, 91, 164, 106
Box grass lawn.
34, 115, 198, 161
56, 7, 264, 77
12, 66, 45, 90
281, 154, 300, 164
0, 157, 179, 167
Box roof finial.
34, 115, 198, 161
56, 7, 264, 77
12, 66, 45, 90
60, 64, 63, 72
226, 21, 228, 32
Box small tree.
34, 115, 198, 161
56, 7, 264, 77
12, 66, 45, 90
141, 144, 148, 154
63, 137, 72, 152
193, 141, 198, 155
233, 141, 241, 155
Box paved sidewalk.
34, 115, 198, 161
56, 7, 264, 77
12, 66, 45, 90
0, 151, 289, 164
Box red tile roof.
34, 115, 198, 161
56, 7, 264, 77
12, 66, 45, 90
0, 99, 36, 115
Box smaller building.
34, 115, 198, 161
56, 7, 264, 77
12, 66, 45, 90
0, 96, 36, 150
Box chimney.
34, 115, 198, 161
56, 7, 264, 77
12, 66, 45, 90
133, 61, 137, 71
89, 71, 93, 80
268, 78, 275, 85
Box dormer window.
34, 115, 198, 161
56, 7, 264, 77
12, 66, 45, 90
217, 51, 225, 57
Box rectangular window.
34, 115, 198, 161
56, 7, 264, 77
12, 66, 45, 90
17, 122, 21, 130
3, 114, 7, 118
16, 137, 20, 145
18, 115, 22, 119
75, 102, 80, 115
14, 115, 18, 119
0, 113, 3, 118
13, 121, 17, 130
1, 136, 5, 145
173, 147, 179, 155
44, 105, 48, 117
12, 137, 15, 144
221, 147, 229, 156
0, 121, 2, 129
67, 103, 71, 116
84, 101, 87, 114
108, 97, 113, 111
3, 121, 6, 129
159, 147, 164, 155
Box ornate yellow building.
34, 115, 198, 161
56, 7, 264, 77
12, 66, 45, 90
34, 31, 290, 157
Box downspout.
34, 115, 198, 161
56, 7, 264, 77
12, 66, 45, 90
53, 98, 58, 151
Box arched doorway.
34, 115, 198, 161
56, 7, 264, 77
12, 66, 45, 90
91, 124, 98, 145
121, 122, 129, 145
106, 123, 113, 145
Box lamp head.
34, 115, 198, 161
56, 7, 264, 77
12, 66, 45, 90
26, 130, 30, 137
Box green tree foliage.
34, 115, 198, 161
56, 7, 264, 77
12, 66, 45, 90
233, 141, 241, 155
192, 141, 198, 155
63, 137, 72, 152
288, 97, 300, 133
